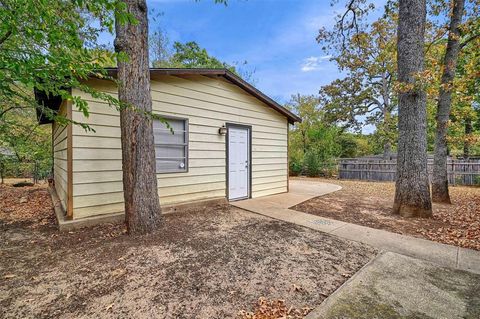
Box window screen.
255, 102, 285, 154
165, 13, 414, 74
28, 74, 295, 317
153, 117, 188, 173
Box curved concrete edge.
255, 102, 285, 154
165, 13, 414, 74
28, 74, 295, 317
305, 251, 480, 319
287, 179, 342, 209
289, 179, 343, 194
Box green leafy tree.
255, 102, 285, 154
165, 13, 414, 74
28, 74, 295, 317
306, 126, 342, 177
286, 94, 323, 156
151, 39, 256, 83
317, 3, 397, 159
431, 0, 480, 203
0, 1, 130, 183
0, 0, 132, 127
287, 94, 372, 176
338, 133, 375, 158
449, 39, 480, 158
170, 41, 235, 70
0, 107, 51, 181
0, 108, 50, 163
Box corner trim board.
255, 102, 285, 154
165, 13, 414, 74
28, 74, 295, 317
66, 101, 73, 219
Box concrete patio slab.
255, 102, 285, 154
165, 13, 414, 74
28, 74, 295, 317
236, 180, 342, 210
232, 179, 480, 274
458, 247, 480, 274
289, 180, 343, 198
306, 252, 480, 319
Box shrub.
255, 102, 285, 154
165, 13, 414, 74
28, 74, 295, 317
320, 159, 338, 177
289, 160, 303, 176
304, 149, 321, 177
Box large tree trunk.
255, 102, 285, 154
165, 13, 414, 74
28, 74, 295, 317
382, 72, 392, 160
432, 0, 465, 204
393, 0, 432, 218
464, 118, 472, 159
114, 0, 162, 234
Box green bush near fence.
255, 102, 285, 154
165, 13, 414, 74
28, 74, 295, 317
473, 175, 480, 186
302, 148, 338, 177
289, 158, 303, 176
304, 149, 321, 177
0, 158, 51, 182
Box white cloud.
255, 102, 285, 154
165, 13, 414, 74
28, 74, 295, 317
300, 55, 332, 72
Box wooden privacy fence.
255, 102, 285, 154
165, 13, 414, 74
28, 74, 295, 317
338, 159, 480, 186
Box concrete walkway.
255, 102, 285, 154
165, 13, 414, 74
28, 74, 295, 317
305, 252, 480, 319
231, 179, 480, 274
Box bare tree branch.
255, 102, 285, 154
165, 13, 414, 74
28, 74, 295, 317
0, 106, 25, 119
0, 29, 12, 46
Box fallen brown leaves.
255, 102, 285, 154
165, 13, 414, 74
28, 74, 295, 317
420, 187, 480, 250
238, 298, 313, 319
0, 184, 55, 229
292, 178, 480, 251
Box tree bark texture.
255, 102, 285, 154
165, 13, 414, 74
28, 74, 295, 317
114, 0, 162, 234
464, 118, 472, 159
393, 0, 432, 218
381, 72, 393, 160
432, 0, 465, 204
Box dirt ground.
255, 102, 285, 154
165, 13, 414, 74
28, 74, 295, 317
292, 178, 480, 251
0, 185, 376, 319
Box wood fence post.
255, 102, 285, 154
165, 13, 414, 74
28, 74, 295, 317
452, 159, 456, 186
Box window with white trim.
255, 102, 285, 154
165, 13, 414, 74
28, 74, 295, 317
153, 117, 188, 173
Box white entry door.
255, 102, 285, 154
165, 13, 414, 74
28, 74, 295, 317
228, 126, 250, 200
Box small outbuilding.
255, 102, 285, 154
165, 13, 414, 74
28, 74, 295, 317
37, 68, 301, 225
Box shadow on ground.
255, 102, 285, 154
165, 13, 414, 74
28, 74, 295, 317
0, 185, 376, 319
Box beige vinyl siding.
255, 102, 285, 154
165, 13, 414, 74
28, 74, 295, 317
52, 102, 69, 212
70, 75, 288, 219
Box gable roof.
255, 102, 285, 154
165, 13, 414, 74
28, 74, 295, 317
35, 68, 301, 124
104, 68, 301, 124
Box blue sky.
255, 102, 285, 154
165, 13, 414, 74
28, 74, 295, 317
101, 0, 386, 104
151, 0, 340, 103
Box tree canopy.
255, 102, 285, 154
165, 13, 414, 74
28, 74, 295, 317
314, 0, 480, 158
0, 0, 134, 127
0, 0, 133, 179
287, 94, 375, 177
150, 37, 256, 82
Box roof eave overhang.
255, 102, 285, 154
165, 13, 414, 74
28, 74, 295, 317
35, 68, 302, 125
105, 68, 301, 124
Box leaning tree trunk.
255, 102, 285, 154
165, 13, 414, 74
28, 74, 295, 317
114, 0, 162, 234
432, 0, 465, 204
393, 0, 432, 218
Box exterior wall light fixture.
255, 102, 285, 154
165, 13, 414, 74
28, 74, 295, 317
218, 125, 227, 135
